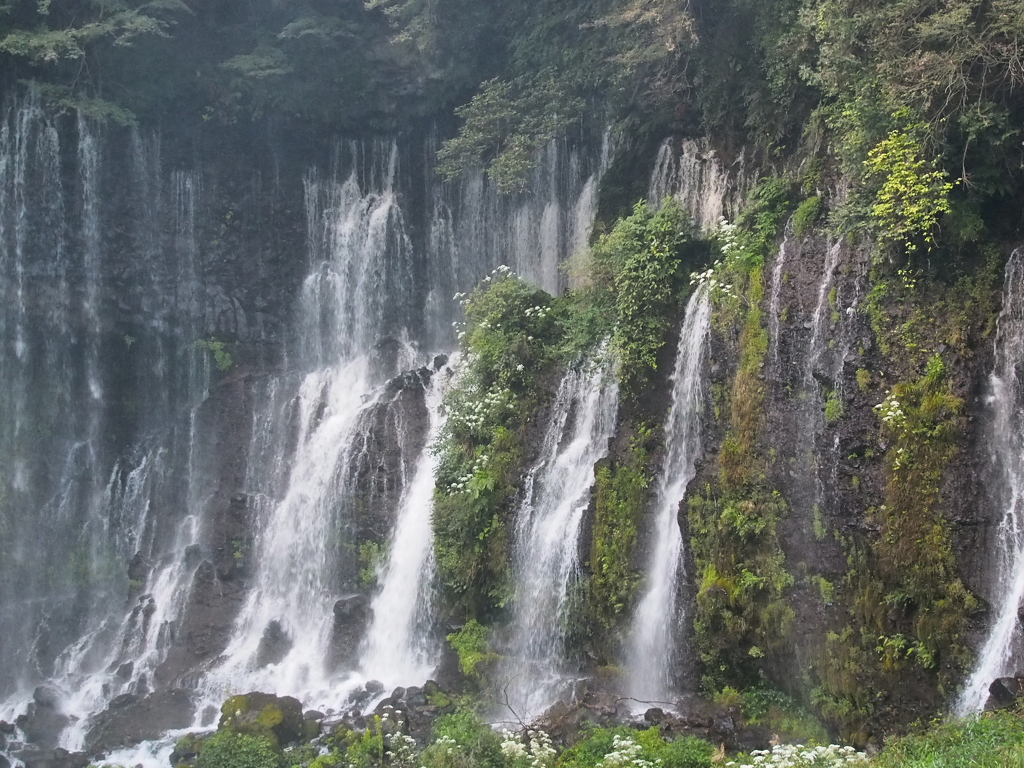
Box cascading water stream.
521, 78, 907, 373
202, 142, 417, 705
0, 99, 614, 760
647, 139, 752, 232
359, 368, 448, 687
958, 250, 1024, 715
500, 357, 619, 722
768, 233, 791, 378
625, 286, 711, 705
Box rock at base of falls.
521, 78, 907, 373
985, 674, 1024, 710
218, 692, 305, 745
84, 688, 195, 756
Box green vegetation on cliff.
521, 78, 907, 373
432, 203, 702, 621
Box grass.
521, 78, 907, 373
870, 709, 1024, 767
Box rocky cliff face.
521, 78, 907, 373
0, 83, 1019, 763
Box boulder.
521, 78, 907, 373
85, 689, 194, 756
20, 748, 88, 768
219, 692, 304, 745
986, 675, 1024, 710
255, 620, 292, 668
17, 703, 69, 751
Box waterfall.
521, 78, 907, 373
359, 367, 448, 686
0, 96, 613, 759
625, 287, 711, 705
204, 359, 382, 701
647, 139, 752, 231
201, 141, 419, 705
768, 234, 791, 378
0, 89, 215, 751
958, 250, 1024, 715
438, 132, 613, 303
499, 357, 619, 722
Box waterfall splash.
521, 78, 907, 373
958, 250, 1024, 715
625, 286, 711, 706
499, 357, 619, 722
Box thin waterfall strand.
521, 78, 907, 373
626, 286, 711, 704
360, 369, 448, 686
501, 358, 619, 721
958, 250, 1024, 714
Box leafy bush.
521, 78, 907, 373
588, 200, 695, 396
863, 127, 953, 254
445, 620, 497, 681
420, 712, 503, 768
196, 731, 281, 768
792, 197, 823, 237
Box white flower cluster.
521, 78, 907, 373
446, 450, 491, 493
690, 260, 736, 300
874, 394, 905, 430
482, 264, 515, 284
447, 386, 512, 436
499, 729, 556, 768
434, 734, 457, 756
385, 731, 419, 768
727, 743, 867, 768
718, 218, 741, 254
596, 735, 660, 768
524, 305, 552, 319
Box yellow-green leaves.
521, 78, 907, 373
863, 129, 953, 252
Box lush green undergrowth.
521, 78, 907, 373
869, 708, 1024, 768
178, 699, 1024, 768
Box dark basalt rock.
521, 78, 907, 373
19, 748, 88, 768
331, 595, 370, 668
985, 674, 1024, 710
17, 700, 69, 752
85, 689, 194, 756
255, 619, 292, 668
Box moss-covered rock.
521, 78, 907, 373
218, 692, 304, 746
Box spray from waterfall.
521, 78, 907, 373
958, 250, 1024, 715
625, 286, 711, 705
499, 356, 619, 722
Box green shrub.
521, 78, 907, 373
863, 126, 953, 254
196, 732, 281, 768
446, 620, 497, 681
420, 712, 503, 768
589, 200, 695, 396
823, 390, 843, 423
792, 197, 822, 236
588, 427, 653, 629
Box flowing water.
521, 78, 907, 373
0, 89, 620, 757
958, 250, 1024, 715
625, 287, 711, 705
499, 357, 619, 722
359, 369, 448, 688
768, 233, 791, 379
647, 139, 753, 231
